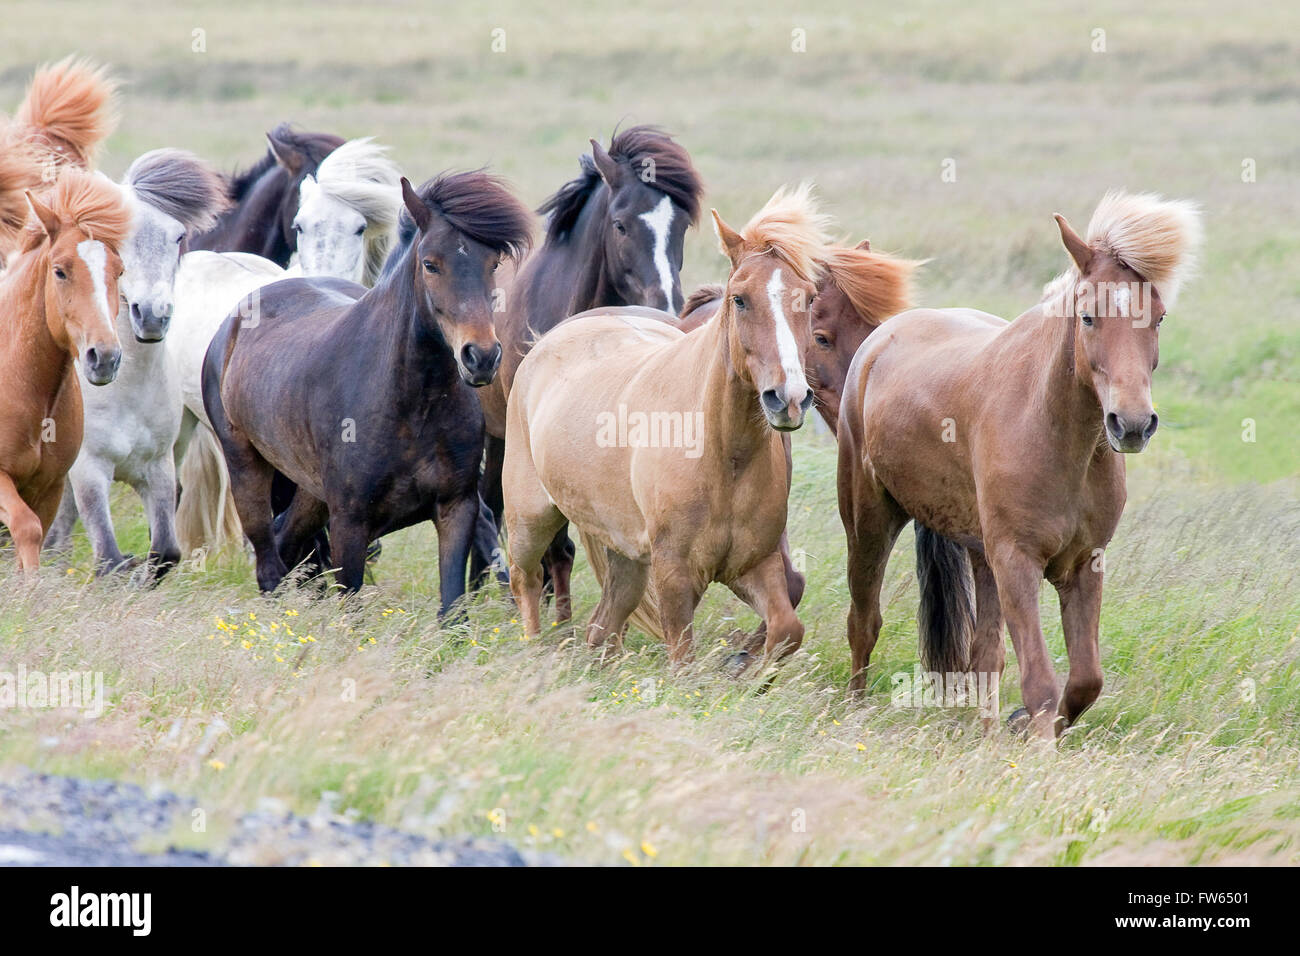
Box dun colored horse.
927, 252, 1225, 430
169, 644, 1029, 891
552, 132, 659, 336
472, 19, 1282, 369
479, 126, 704, 619
838, 191, 1202, 739
203, 172, 532, 610
0, 169, 131, 573
505, 185, 829, 661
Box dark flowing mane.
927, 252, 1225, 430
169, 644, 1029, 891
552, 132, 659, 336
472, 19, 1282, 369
125, 148, 230, 232
538, 125, 703, 244
225, 123, 344, 201
388, 170, 533, 272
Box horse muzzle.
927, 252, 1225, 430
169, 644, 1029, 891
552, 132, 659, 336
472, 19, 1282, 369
130, 301, 172, 343
760, 384, 814, 432
1105, 409, 1158, 453
82, 345, 122, 386
458, 341, 503, 387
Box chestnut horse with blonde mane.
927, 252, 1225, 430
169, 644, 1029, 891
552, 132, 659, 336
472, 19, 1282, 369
0, 169, 131, 574
505, 185, 830, 661
838, 191, 1202, 739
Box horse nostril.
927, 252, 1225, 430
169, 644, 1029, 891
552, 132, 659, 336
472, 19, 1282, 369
486, 342, 502, 371
130, 302, 141, 322
1105, 412, 1123, 438
761, 389, 784, 414
1143, 412, 1159, 439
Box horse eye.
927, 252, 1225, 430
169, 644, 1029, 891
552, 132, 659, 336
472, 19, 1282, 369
354, 225, 365, 237
732, 295, 745, 310
293, 223, 303, 233
1157, 313, 1166, 327
613, 220, 627, 236
1080, 313, 1094, 327
492, 260, 501, 273
53, 266, 67, 280
423, 260, 439, 275
814, 333, 831, 347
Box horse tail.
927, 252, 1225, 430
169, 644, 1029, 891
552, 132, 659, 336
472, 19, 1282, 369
576, 530, 665, 644
176, 423, 244, 559
914, 522, 975, 675
15, 56, 118, 168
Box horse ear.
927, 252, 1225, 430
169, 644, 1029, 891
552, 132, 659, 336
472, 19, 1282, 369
267, 130, 305, 176
1054, 214, 1093, 273
589, 139, 622, 188
712, 209, 745, 268
400, 177, 431, 232
855, 238, 871, 251
25, 190, 60, 239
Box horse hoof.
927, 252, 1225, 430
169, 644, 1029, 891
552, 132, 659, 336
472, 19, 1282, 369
1006, 707, 1031, 735
366, 540, 382, 563
723, 650, 755, 675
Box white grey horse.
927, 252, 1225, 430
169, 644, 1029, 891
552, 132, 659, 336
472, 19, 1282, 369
43, 149, 227, 575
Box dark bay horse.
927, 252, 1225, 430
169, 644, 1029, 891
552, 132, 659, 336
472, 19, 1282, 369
479, 125, 704, 620
188, 123, 343, 267
202, 172, 532, 611
838, 191, 1201, 739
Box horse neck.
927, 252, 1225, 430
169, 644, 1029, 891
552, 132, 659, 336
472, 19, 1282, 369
0, 251, 75, 413
690, 312, 782, 466
530, 187, 618, 316
1009, 295, 1106, 465
365, 249, 458, 392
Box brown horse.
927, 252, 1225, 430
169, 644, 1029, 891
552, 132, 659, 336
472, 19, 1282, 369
505, 185, 830, 662
0, 169, 131, 574
0, 56, 117, 258
677, 238, 920, 434
838, 191, 1202, 739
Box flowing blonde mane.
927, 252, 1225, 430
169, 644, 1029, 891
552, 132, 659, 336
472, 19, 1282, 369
0, 133, 43, 254
822, 244, 922, 323
18, 167, 131, 255
10, 55, 118, 170
735, 183, 834, 284
1042, 190, 1203, 310
312, 137, 404, 285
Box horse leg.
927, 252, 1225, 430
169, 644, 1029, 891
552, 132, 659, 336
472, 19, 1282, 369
1054, 558, 1105, 727
42, 483, 79, 554
728, 550, 805, 663
544, 526, 576, 624
434, 494, 478, 619
326, 512, 370, 595
69, 462, 133, 575
967, 548, 1006, 731
985, 542, 1059, 740
0, 472, 44, 575
482, 433, 506, 532
222, 436, 287, 593
136, 457, 182, 579
273, 488, 330, 576
585, 548, 649, 660
842, 493, 906, 695
649, 551, 703, 666
468, 493, 506, 591
505, 504, 566, 640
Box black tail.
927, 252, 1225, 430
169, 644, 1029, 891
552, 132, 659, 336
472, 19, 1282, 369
914, 522, 975, 675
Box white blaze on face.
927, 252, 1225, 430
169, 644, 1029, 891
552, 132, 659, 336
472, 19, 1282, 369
638, 195, 676, 310
1113, 284, 1131, 318
766, 267, 809, 399
77, 238, 116, 325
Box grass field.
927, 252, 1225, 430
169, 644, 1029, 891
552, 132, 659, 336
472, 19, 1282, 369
1, 0, 1297, 864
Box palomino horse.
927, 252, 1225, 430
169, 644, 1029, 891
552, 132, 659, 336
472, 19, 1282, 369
188, 123, 343, 267
170, 136, 404, 561
481, 125, 704, 620
505, 185, 830, 661
837, 191, 1202, 739
43, 149, 229, 576
0, 56, 117, 259
203, 172, 532, 609
0, 170, 131, 574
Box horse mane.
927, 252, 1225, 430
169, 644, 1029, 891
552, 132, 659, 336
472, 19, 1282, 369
680, 283, 725, 318
224, 122, 344, 201
18, 167, 131, 255
312, 137, 404, 285
821, 244, 922, 324
735, 182, 833, 285
124, 148, 230, 232
11, 55, 118, 169
0, 135, 43, 253
401, 169, 533, 260
1042, 190, 1203, 310
538, 125, 703, 243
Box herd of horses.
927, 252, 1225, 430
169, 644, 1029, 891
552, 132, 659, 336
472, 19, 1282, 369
0, 58, 1203, 739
